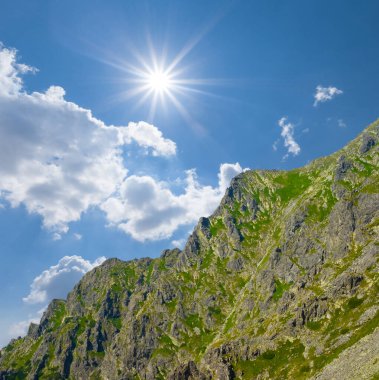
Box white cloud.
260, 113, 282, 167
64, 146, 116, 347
0, 44, 176, 235
218, 162, 243, 192
9, 319, 36, 338
101, 163, 245, 241
23, 255, 106, 304
171, 239, 186, 249
338, 119, 347, 128
8, 254, 104, 341
0, 43, 37, 96
313, 85, 343, 106
121, 121, 176, 156
73, 233, 82, 240
6, 307, 46, 343
52, 232, 62, 241
278, 117, 301, 157
0, 43, 244, 243
9, 307, 45, 339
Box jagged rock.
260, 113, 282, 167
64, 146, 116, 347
227, 255, 245, 271
168, 361, 209, 380
224, 216, 243, 243
295, 297, 329, 326
360, 133, 376, 153
330, 272, 363, 297
161, 249, 181, 268
27, 323, 39, 339
241, 198, 259, 219
198, 217, 212, 239
215, 243, 233, 259
335, 155, 353, 180
327, 200, 356, 259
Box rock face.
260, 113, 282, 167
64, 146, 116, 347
0, 120, 378, 379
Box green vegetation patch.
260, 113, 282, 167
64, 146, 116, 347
306, 320, 322, 331
241, 210, 271, 243
157, 259, 168, 271
346, 296, 364, 310
313, 310, 379, 372
200, 250, 214, 270
229, 200, 244, 219
88, 351, 105, 359
110, 317, 122, 330
183, 313, 202, 329
272, 278, 291, 301
307, 187, 337, 222
152, 334, 176, 358
77, 315, 96, 336
145, 261, 155, 284
208, 306, 224, 324
273, 171, 312, 203
111, 282, 123, 293
361, 174, 379, 193
0, 337, 43, 376
223, 311, 236, 333
50, 301, 67, 329
180, 329, 216, 357
234, 339, 306, 379
354, 157, 377, 176
210, 218, 225, 237
165, 299, 177, 313
124, 265, 137, 281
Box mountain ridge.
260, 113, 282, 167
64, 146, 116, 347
1, 119, 378, 379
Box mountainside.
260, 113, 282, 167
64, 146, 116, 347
1, 120, 378, 380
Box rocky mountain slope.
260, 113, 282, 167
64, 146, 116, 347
0, 120, 378, 380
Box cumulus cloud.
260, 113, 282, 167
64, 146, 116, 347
0, 44, 176, 235
171, 239, 186, 249
0, 43, 244, 242
9, 319, 37, 338
7, 255, 104, 342
23, 255, 105, 304
121, 121, 176, 156
0, 43, 37, 96
313, 85, 343, 106
278, 117, 301, 157
101, 163, 246, 241
9, 307, 45, 339
218, 162, 243, 192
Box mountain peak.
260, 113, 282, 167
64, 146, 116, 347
1, 120, 378, 379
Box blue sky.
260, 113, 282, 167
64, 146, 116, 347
0, 0, 378, 346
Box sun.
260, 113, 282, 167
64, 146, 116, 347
106, 40, 221, 130
87, 23, 227, 131
118, 55, 211, 131
120, 57, 187, 118
147, 70, 172, 93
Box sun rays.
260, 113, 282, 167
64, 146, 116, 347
89, 30, 230, 134
115, 47, 212, 126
